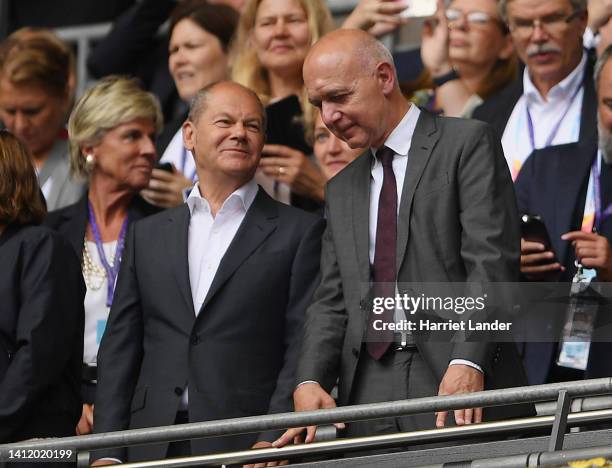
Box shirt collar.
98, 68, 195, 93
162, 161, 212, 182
371, 104, 421, 160
186, 178, 258, 216
523, 50, 586, 103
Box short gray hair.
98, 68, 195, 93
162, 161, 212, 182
187, 80, 266, 129
595, 44, 612, 90
499, 0, 586, 23
68, 76, 163, 179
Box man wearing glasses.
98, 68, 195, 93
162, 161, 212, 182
473, 0, 596, 181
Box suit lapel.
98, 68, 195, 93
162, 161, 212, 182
351, 152, 373, 296
396, 110, 439, 271
199, 189, 278, 313
579, 53, 597, 142
554, 143, 598, 263
63, 195, 89, 262
165, 204, 196, 319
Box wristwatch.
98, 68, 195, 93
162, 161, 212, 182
432, 69, 460, 88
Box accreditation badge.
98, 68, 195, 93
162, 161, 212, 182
557, 265, 598, 371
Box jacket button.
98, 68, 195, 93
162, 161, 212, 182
190, 335, 200, 345
174, 387, 183, 396
352, 347, 360, 358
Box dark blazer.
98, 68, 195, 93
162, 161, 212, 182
515, 140, 600, 280
472, 50, 597, 145
94, 188, 324, 462
45, 194, 160, 262
0, 224, 84, 442
514, 139, 612, 382
297, 110, 533, 420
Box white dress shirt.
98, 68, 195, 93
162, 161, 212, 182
502, 51, 586, 180
369, 104, 481, 372
186, 179, 258, 314
83, 240, 117, 365
178, 179, 258, 409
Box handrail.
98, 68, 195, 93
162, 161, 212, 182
0, 379, 610, 455
471, 440, 612, 467
112, 408, 612, 468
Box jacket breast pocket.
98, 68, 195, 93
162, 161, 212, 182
414, 172, 450, 200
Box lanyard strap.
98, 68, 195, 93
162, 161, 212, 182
180, 147, 198, 182
525, 83, 582, 152
88, 201, 129, 307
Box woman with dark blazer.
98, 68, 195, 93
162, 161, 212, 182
0, 131, 84, 447
45, 76, 162, 436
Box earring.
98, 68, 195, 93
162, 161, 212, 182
85, 153, 95, 172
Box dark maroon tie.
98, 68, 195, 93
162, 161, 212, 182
367, 146, 397, 360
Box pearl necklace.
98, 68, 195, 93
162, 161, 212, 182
82, 238, 112, 291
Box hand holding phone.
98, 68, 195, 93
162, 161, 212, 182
400, 0, 437, 18
520, 215, 564, 280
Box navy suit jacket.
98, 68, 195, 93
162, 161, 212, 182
515, 140, 612, 382
93, 187, 324, 462
0, 225, 84, 443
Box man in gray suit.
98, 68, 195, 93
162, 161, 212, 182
276, 29, 531, 446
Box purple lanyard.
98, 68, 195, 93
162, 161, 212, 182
591, 154, 612, 232
180, 147, 197, 182
88, 201, 129, 307
525, 84, 582, 152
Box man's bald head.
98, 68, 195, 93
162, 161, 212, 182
302, 29, 407, 150
304, 29, 395, 83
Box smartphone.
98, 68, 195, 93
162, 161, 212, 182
521, 214, 556, 257
400, 0, 437, 18
265, 95, 311, 155
155, 162, 173, 173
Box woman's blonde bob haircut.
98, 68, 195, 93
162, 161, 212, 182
68, 76, 163, 179
231, 0, 334, 134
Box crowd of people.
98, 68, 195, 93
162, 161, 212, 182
3, 0, 612, 466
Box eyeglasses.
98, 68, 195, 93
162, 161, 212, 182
445, 9, 499, 27
508, 10, 584, 38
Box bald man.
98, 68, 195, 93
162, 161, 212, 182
276, 30, 533, 446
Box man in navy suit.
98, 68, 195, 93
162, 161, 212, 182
515, 44, 612, 384
93, 81, 324, 463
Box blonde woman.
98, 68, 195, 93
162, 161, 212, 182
45, 76, 162, 436
232, 0, 333, 208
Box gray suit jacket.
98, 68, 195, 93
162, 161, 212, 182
297, 110, 530, 418
40, 139, 85, 212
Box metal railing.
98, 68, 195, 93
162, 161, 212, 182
1, 379, 612, 467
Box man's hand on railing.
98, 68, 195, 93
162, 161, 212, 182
243, 441, 288, 468
91, 460, 119, 466
76, 403, 94, 435
435, 364, 484, 428
273, 383, 345, 447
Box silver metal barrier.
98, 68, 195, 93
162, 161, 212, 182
113, 408, 612, 467
54, 23, 111, 98
1, 378, 612, 466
